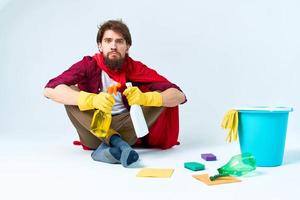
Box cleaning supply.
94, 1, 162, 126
209, 153, 256, 181
90, 83, 121, 138
222, 106, 293, 166
193, 174, 241, 186
136, 168, 174, 178
90, 110, 112, 138
201, 153, 217, 161
125, 82, 149, 138
221, 109, 239, 142
237, 106, 293, 166
184, 162, 205, 171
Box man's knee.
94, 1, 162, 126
142, 106, 165, 127
65, 104, 78, 115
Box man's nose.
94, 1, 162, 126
111, 41, 117, 49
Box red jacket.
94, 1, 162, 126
45, 54, 186, 149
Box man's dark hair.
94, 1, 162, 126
96, 20, 132, 46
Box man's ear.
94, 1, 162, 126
126, 45, 131, 54
98, 43, 102, 52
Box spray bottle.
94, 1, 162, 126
126, 82, 149, 138
90, 83, 121, 138
210, 153, 256, 181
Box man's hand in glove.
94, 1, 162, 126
77, 91, 115, 113
123, 86, 162, 107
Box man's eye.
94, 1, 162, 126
104, 39, 112, 43
116, 39, 125, 44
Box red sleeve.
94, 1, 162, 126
44, 56, 91, 88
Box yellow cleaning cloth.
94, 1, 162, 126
136, 168, 174, 178
221, 109, 239, 142
192, 174, 241, 186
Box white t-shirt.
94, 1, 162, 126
101, 71, 127, 115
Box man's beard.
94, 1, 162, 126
104, 52, 125, 72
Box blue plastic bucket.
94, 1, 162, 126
237, 107, 293, 167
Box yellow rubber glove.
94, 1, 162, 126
221, 109, 239, 142
123, 86, 163, 107
77, 91, 115, 113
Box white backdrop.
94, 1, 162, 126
0, 0, 299, 146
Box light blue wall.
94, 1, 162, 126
0, 0, 299, 145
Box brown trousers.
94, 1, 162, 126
65, 105, 164, 149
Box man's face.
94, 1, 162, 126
98, 30, 130, 71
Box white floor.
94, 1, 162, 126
1, 131, 299, 200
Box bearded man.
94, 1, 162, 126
44, 20, 186, 167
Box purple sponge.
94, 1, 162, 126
201, 153, 217, 161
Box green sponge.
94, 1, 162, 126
184, 162, 205, 171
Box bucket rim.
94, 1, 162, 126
234, 106, 293, 112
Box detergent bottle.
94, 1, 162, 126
90, 83, 121, 138
126, 82, 149, 138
